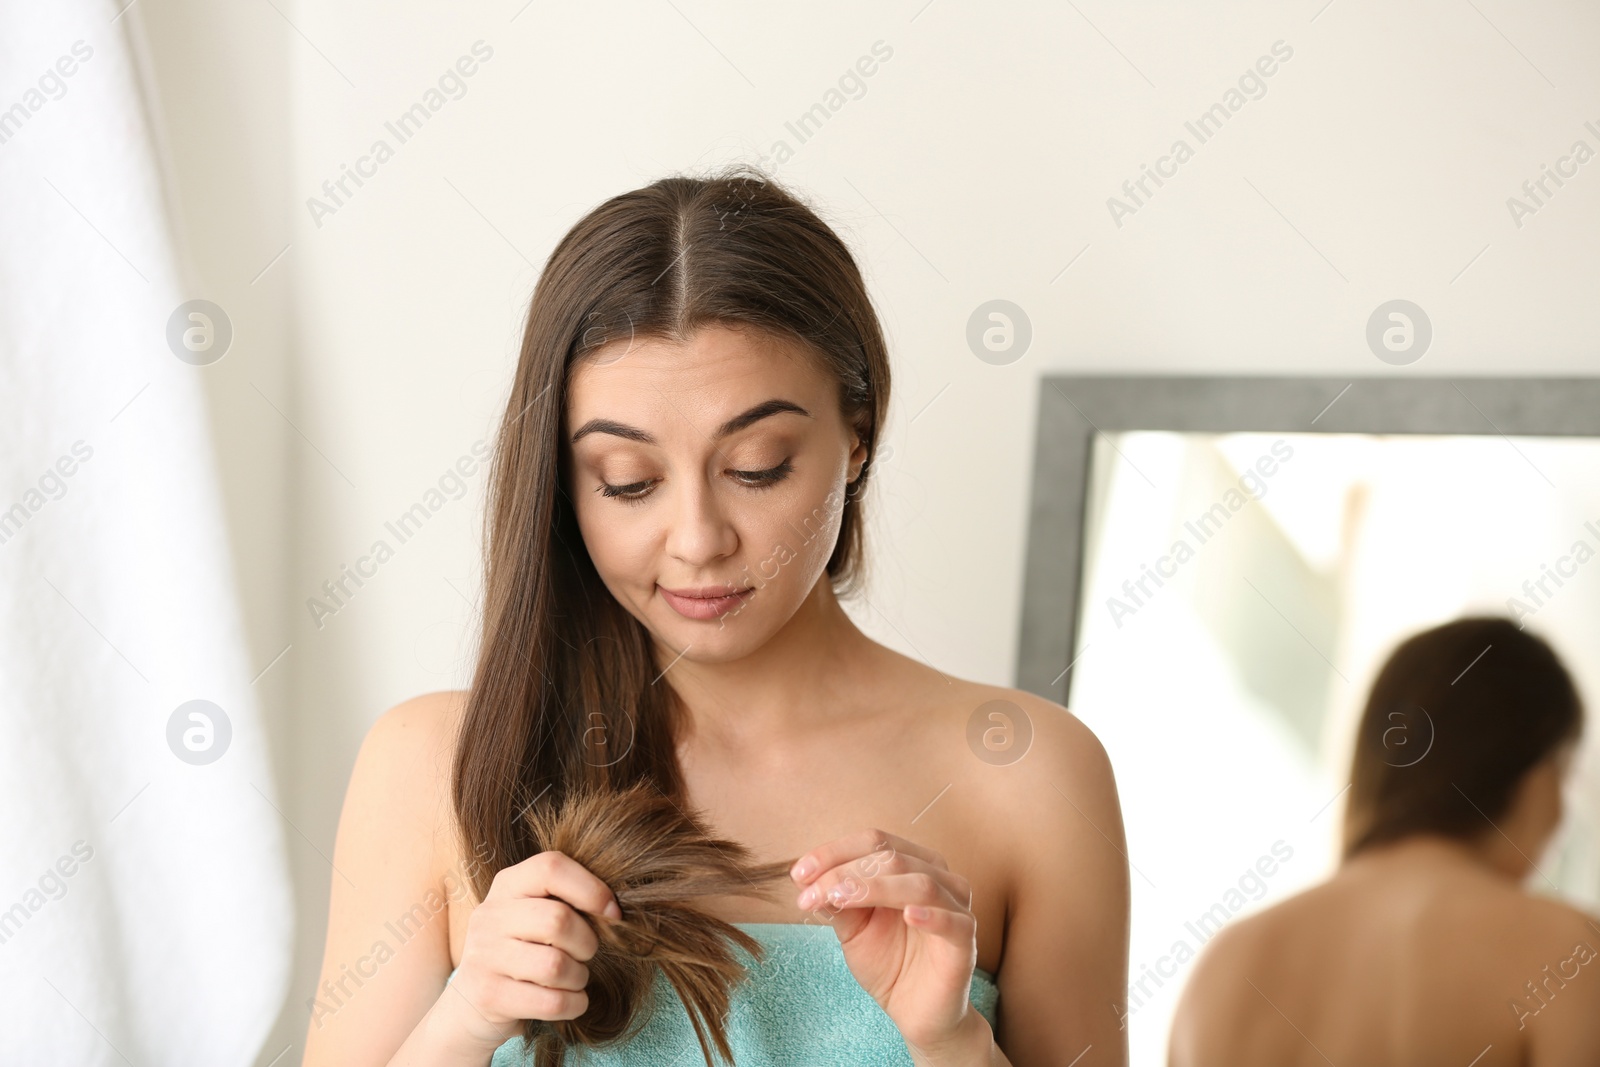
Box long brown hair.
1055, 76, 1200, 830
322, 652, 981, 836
1342, 615, 1584, 859
452, 165, 891, 895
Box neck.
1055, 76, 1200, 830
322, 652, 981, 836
655, 577, 877, 743
1350, 831, 1540, 883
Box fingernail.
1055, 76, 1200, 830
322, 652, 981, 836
604, 900, 622, 920
907, 905, 929, 921
797, 886, 819, 909
791, 858, 814, 882
829, 877, 858, 903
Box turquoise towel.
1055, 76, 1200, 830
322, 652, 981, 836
456, 921, 1000, 1066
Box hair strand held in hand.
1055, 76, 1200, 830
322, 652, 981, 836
518, 779, 797, 1067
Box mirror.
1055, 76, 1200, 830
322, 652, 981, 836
1017, 379, 1600, 1066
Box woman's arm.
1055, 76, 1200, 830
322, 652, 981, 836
303, 692, 623, 1067
990, 695, 1131, 1067
302, 692, 498, 1067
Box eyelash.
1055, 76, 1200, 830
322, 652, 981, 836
598, 460, 794, 502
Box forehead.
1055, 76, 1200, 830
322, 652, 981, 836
566, 324, 834, 424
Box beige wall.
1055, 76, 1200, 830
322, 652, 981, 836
133, 0, 1600, 1061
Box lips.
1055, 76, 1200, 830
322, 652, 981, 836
658, 584, 755, 621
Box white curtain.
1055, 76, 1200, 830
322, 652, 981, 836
0, 1, 292, 1063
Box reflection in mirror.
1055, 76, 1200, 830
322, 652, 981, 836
1170, 616, 1593, 1067
1063, 432, 1600, 1067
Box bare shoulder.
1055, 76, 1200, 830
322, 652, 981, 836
872, 644, 1121, 841
1170, 892, 1297, 1049
878, 647, 1123, 877
365, 687, 468, 756
1516, 884, 1600, 925
912, 664, 1125, 895
1179, 878, 1339, 1005
873, 639, 1113, 782
343, 689, 470, 870
1515, 891, 1600, 955
1445, 867, 1600, 959
938, 672, 1117, 791
1184, 890, 1288, 976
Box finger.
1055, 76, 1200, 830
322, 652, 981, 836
903, 904, 975, 941
806, 849, 972, 909
790, 828, 947, 886
492, 939, 591, 992
491, 850, 622, 922
799, 870, 964, 914
466, 977, 590, 1023
491, 896, 602, 962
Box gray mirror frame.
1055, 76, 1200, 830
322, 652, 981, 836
1017, 376, 1600, 704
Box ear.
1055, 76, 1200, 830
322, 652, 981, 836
846, 429, 870, 485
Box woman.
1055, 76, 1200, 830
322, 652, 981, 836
1170, 616, 1600, 1067
303, 168, 1129, 1067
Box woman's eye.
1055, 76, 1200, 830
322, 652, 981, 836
731, 459, 793, 487
596, 460, 792, 502
598, 478, 656, 501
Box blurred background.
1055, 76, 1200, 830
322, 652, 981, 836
4, 1, 1599, 1064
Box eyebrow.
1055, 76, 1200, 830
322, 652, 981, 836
569, 398, 812, 445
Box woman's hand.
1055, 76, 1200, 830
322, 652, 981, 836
439, 851, 622, 1052
790, 828, 990, 1058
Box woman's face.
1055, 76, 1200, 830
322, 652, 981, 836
563, 324, 866, 664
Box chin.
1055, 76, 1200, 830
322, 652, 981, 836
650, 603, 787, 663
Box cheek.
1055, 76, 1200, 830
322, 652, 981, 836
751, 471, 848, 584
573, 500, 657, 584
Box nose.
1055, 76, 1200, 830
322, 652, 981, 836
662, 473, 738, 569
